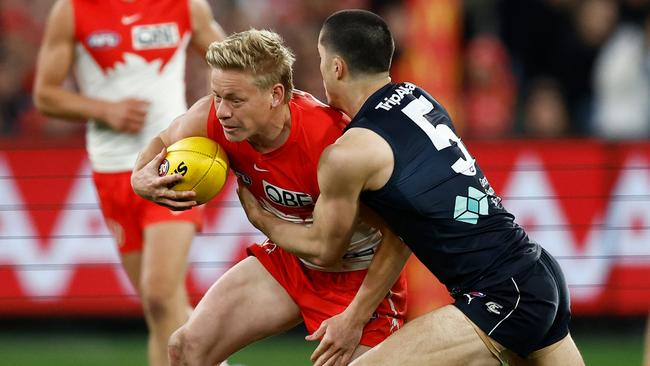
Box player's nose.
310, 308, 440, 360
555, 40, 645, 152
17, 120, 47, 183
216, 101, 232, 120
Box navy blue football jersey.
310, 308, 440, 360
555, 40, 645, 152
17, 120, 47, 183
346, 82, 540, 292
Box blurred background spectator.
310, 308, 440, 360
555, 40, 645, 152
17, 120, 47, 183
0, 0, 648, 140
523, 77, 570, 138
462, 35, 516, 139
593, 1, 650, 139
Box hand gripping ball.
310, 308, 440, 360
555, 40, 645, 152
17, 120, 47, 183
158, 136, 229, 204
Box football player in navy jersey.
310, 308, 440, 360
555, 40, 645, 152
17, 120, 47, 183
238, 9, 585, 366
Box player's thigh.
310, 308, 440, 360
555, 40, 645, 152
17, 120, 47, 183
182, 256, 302, 359
141, 221, 195, 291
507, 333, 584, 366
350, 345, 371, 362
350, 305, 499, 366
120, 251, 143, 294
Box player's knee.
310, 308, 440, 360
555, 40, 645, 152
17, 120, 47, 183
140, 283, 177, 321
168, 328, 184, 365
169, 325, 218, 365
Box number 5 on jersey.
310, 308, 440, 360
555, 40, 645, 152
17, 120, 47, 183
402, 96, 476, 176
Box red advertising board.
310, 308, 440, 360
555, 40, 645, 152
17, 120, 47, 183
0, 140, 649, 317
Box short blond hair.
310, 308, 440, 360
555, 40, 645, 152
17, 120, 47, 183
206, 29, 295, 103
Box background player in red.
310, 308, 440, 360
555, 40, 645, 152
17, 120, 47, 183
131, 29, 408, 366
32, 1, 224, 365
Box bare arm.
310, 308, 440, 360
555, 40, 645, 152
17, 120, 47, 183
238, 141, 364, 267
308, 223, 411, 366
238, 128, 394, 266
238, 128, 407, 364
131, 96, 212, 209
328, 207, 411, 325
189, 0, 226, 53
33, 0, 149, 133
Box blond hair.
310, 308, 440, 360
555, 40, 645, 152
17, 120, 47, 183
206, 29, 296, 103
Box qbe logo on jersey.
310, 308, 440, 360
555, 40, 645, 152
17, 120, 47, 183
132, 23, 180, 50
263, 180, 313, 208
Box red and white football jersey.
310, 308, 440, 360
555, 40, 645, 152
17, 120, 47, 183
207, 91, 382, 271
72, 0, 192, 172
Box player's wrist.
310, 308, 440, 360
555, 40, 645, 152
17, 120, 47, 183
93, 99, 114, 124
342, 302, 374, 327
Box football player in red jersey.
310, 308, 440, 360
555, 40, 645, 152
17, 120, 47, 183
131, 29, 408, 366
33, 1, 224, 365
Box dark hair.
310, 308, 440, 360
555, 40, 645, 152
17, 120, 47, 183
320, 9, 394, 76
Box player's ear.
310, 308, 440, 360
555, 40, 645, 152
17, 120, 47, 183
270, 83, 284, 107
333, 57, 345, 80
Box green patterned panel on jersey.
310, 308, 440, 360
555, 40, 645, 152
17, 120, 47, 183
454, 186, 489, 224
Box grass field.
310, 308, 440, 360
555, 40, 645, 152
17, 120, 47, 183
0, 317, 644, 365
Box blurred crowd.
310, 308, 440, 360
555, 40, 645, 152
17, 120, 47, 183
465, 0, 650, 140
1, 0, 649, 142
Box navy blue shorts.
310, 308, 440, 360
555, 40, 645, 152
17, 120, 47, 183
453, 248, 571, 357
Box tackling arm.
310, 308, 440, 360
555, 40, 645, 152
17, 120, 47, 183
238, 128, 394, 267
238, 141, 365, 267
307, 216, 411, 366
341, 207, 411, 325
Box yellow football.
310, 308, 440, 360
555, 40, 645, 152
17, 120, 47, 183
158, 136, 229, 204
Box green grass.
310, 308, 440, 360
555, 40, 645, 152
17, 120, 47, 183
576, 333, 643, 366
230, 335, 316, 365
1, 332, 147, 366
0, 327, 643, 365
0, 330, 316, 366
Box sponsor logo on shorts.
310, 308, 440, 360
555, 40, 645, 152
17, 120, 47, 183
463, 291, 485, 305
485, 301, 503, 315
132, 23, 180, 50
389, 317, 400, 333
158, 159, 170, 176
87, 31, 121, 49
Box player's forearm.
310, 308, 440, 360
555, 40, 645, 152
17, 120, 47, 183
343, 233, 411, 326
33, 85, 110, 123
133, 136, 166, 173
256, 214, 347, 267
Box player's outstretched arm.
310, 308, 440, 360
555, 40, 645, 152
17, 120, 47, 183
131, 96, 212, 209
33, 0, 150, 133
189, 0, 226, 53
